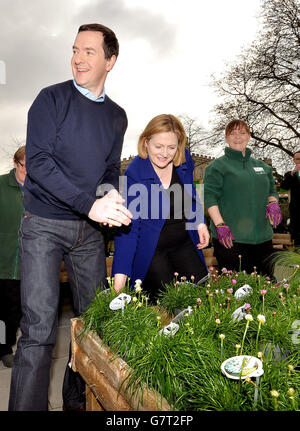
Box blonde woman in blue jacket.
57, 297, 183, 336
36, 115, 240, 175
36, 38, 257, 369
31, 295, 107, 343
112, 114, 209, 302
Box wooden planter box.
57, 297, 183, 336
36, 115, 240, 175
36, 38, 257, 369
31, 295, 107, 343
272, 233, 294, 250
70, 318, 171, 411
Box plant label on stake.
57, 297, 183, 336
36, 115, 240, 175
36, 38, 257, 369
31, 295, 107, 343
232, 304, 249, 322
99, 288, 110, 295
158, 306, 193, 337
159, 322, 180, 337
221, 355, 263, 380
171, 306, 193, 324
197, 273, 210, 285
221, 355, 263, 407
109, 293, 131, 311
234, 284, 253, 300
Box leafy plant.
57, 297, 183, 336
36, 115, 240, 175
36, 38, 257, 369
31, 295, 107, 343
81, 257, 300, 411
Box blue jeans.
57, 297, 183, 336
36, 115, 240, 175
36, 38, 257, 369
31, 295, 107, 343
8, 212, 106, 411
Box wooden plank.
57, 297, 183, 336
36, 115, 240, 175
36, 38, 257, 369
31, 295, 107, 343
272, 238, 293, 245
272, 233, 294, 249
205, 256, 218, 266
106, 257, 113, 277
71, 318, 171, 411
203, 248, 218, 267
86, 385, 104, 411
74, 343, 132, 411
203, 248, 214, 257
273, 233, 292, 240
60, 262, 68, 283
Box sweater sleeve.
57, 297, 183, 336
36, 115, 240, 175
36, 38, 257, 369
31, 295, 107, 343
203, 161, 224, 209
100, 110, 128, 192
280, 171, 293, 191
26, 89, 95, 215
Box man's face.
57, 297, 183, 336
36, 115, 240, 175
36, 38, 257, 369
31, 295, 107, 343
293, 153, 300, 165
14, 157, 27, 185
71, 31, 116, 97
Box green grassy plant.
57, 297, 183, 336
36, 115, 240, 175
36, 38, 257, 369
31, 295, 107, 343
81, 256, 300, 411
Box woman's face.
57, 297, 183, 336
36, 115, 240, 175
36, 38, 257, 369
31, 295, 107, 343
146, 131, 178, 170
226, 126, 250, 154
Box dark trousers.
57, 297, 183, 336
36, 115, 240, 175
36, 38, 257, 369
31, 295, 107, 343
213, 238, 275, 277
0, 279, 22, 358
290, 215, 300, 246
143, 236, 207, 302
8, 212, 106, 411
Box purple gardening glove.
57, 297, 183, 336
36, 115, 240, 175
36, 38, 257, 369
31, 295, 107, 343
216, 224, 235, 249
265, 202, 282, 228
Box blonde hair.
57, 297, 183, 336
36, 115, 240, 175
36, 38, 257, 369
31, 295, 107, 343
138, 114, 186, 166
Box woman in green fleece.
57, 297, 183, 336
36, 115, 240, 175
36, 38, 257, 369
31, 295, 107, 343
203, 119, 281, 276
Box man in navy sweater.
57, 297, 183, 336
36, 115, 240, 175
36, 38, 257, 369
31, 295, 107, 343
9, 23, 132, 411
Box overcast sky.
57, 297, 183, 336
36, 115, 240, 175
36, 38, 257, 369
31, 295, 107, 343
0, 0, 262, 174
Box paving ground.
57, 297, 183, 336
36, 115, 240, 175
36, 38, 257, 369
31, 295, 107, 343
0, 286, 74, 411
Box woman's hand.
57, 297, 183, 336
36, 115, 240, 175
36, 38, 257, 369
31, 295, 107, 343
266, 200, 282, 228
207, 205, 234, 249
113, 273, 127, 292
196, 223, 210, 249
216, 224, 235, 249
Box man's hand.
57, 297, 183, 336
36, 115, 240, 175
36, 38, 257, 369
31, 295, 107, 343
291, 164, 300, 176
196, 223, 210, 249
88, 189, 132, 227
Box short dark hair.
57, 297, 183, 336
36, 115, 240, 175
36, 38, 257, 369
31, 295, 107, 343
78, 23, 119, 59
225, 119, 250, 137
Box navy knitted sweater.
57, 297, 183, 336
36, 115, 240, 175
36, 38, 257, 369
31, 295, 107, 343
23, 80, 127, 220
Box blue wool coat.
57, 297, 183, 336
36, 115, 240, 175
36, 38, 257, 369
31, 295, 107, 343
112, 149, 207, 285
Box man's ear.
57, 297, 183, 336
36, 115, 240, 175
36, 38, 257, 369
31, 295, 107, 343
106, 55, 117, 72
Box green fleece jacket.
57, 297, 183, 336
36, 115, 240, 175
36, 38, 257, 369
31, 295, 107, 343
204, 147, 278, 245
0, 169, 23, 279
